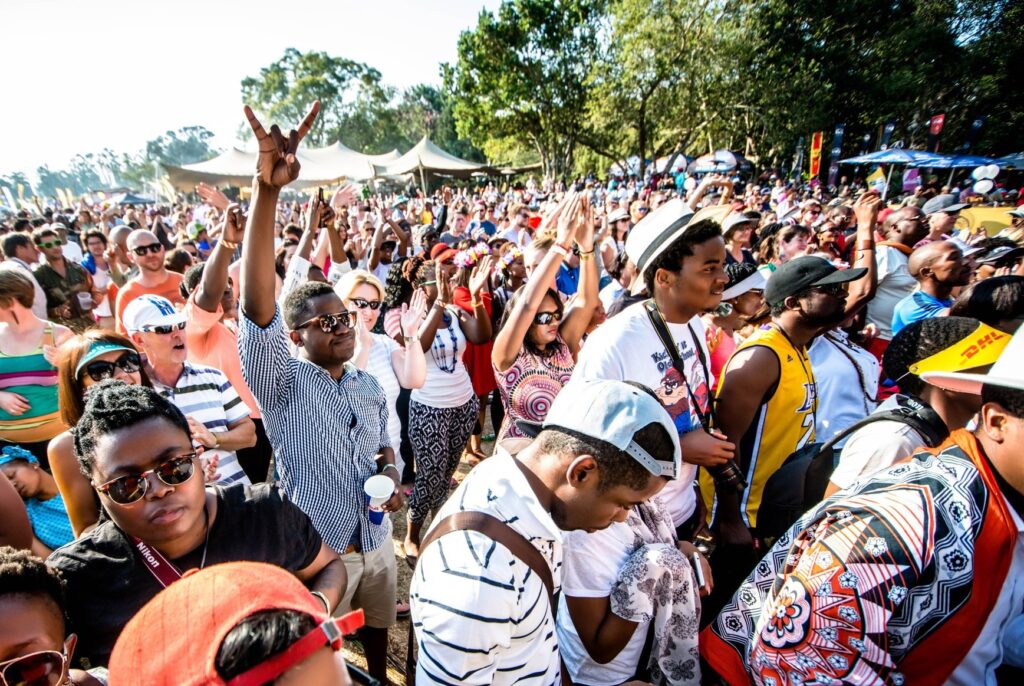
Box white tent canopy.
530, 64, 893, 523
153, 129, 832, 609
375, 136, 489, 179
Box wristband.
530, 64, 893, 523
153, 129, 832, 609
310, 591, 331, 613
471, 299, 483, 309
212, 433, 220, 449
858, 239, 874, 250
550, 245, 569, 258
381, 463, 400, 477
220, 240, 239, 250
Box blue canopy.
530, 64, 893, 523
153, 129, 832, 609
911, 154, 998, 169
996, 152, 1024, 169
839, 149, 947, 166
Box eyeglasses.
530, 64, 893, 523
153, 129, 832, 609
132, 243, 163, 256
533, 311, 563, 325
140, 321, 186, 335
81, 351, 141, 383
295, 311, 356, 334
95, 453, 198, 505
0, 650, 68, 686
351, 298, 381, 311
636, 207, 650, 214
36, 239, 63, 249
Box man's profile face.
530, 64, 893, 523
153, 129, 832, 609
554, 467, 667, 533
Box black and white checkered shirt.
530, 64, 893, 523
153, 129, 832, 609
238, 308, 391, 553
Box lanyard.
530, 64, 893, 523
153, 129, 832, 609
644, 299, 714, 430
129, 505, 210, 589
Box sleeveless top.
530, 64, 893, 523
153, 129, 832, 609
0, 324, 64, 443
495, 335, 575, 441
701, 325, 817, 530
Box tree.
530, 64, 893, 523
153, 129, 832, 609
241, 48, 391, 148
446, 0, 604, 179
145, 126, 217, 165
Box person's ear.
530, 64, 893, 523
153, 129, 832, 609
129, 331, 145, 348
566, 455, 598, 488
288, 330, 304, 348
980, 401, 1010, 443
64, 633, 78, 659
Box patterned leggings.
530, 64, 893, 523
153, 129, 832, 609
407, 396, 479, 523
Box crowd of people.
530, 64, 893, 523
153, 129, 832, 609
2, 100, 1024, 686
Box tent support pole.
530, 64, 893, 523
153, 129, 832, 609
947, 168, 955, 186
883, 164, 895, 201
419, 165, 427, 195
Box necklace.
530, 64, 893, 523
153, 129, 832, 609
430, 309, 460, 374
198, 503, 211, 570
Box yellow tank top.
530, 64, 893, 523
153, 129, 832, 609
701, 325, 817, 530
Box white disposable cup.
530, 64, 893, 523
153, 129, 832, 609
77, 292, 93, 311
364, 474, 394, 525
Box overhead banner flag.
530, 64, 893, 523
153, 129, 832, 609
879, 120, 897, 150
792, 136, 805, 182
827, 124, 845, 186
961, 116, 986, 153
866, 167, 887, 194
927, 113, 946, 152
809, 131, 824, 178
903, 168, 921, 192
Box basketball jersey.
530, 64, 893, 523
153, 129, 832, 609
701, 325, 817, 530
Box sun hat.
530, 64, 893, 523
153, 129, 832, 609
74, 340, 135, 376
721, 265, 768, 301
108, 562, 364, 686
121, 294, 187, 334
624, 198, 696, 295
517, 378, 681, 480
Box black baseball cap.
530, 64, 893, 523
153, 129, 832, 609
764, 256, 867, 307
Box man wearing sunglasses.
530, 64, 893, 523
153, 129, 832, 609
114, 229, 184, 334
0, 547, 104, 686
31, 227, 98, 333
46, 383, 346, 669
237, 103, 401, 685
124, 294, 255, 488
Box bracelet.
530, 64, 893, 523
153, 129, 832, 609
381, 463, 400, 477
471, 299, 483, 309
212, 433, 220, 449
405, 333, 420, 343
550, 245, 569, 258
433, 301, 448, 310
858, 239, 874, 250
220, 240, 239, 250
310, 591, 331, 613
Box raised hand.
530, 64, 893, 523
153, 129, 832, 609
574, 195, 596, 252
243, 101, 320, 188
221, 203, 246, 244
331, 184, 359, 211
555, 193, 582, 248
305, 191, 323, 234
196, 183, 230, 211
854, 190, 882, 227
437, 268, 453, 305
468, 255, 494, 296
400, 288, 428, 335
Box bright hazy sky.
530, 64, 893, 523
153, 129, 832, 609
0, 0, 500, 178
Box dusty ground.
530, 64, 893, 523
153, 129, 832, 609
341, 433, 495, 685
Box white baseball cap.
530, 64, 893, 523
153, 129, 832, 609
122, 294, 186, 333
517, 378, 681, 479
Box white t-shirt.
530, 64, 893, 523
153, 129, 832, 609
831, 394, 929, 490
364, 333, 402, 459
411, 307, 474, 408
371, 261, 392, 285
808, 331, 879, 449
63, 240, 84, 263
557, 522, 648, 686
574, 302, 711, 526
865, 246, 915, 341
91, 265, 113, 317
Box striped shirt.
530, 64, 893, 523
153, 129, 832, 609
410, 442, 563, 686
238, 308, 391, 553
150, 361, 251, 487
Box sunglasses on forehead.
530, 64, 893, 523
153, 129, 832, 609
0, 650, 69, 686
95, 453, 198, 505
80, 350, 141, 383
132, 243, 163, 256
295, 311, 356, 334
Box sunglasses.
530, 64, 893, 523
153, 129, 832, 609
81, 351, 141, 383
95, 453, 198, 505
140, 321, 186, 335
351, 298, 381, 311
36, 239, 63, 248
295, 311, 356, 334
808, 282, 846, 297
636, 207, 650, 214
534, 311, 563, 325
132, 243, 163, 256
0, 650, 68, 686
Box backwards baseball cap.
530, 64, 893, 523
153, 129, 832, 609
517, 378, 681, 480
921, 325, 1017, 395
922, 193, 969, 216
74, 340, 135, 376
121, 294, 187, 334
109, 562, 364, 686
764, 255, 866, 307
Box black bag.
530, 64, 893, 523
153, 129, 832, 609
757, 396, 947, 539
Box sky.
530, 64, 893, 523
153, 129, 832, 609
0, 0, 501, 179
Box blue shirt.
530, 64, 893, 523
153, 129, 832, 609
26, 494, 74, 550
556, 263, 580, 296
892, 290, 952, 336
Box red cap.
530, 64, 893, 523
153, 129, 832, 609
429, 242, 449, 260
109, 562, 339, 686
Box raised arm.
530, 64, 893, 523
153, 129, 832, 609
457, 255, 495, 344
841, 191, 883, 319
195, 204, 245, 313
559, 196, 600, 357
240, 101, 320, 327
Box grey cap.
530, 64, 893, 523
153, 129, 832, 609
922, 194, 969, 216
517, 378, 681, 480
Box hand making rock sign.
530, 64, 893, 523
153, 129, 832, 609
243, 101, 320, 189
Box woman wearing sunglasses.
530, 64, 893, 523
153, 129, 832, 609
48, 383, 346, 668
0, 269, 74, 467
0, 546, 104, 686
48, 331, 150, 536
334, 269, 426, 486
492, 192, 599, 442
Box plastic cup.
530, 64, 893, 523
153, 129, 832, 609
77, 292, 93, 312
364, 474, 394, 525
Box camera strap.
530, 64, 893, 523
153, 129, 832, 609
644, 299, 714, 431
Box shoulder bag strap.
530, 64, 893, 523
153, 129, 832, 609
643, 299, 714, 428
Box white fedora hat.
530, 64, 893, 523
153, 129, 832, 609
921, 327, 1020, 394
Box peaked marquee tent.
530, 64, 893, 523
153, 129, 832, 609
374, 136, 491, 187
